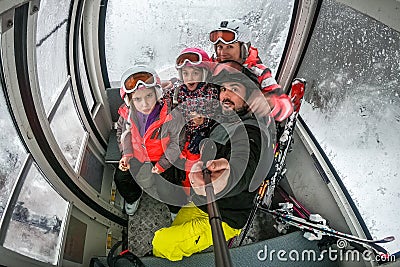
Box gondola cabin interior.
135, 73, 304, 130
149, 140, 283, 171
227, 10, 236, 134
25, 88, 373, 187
0, 0, 399, 266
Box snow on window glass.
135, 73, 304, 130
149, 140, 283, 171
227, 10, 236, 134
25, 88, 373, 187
0, 66, 28, 221
297, 0, 400, 254
105, 0, 294, 82
36, 0, 71, 43
50, 89, 85, 169
3, 162, 68, 265
36, 0, 70, 114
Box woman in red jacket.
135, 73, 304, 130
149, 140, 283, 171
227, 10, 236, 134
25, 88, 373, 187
209, 19, 293, 122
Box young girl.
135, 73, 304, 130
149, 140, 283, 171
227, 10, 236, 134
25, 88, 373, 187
163, 47, 219, 195
116, 65, 184, 215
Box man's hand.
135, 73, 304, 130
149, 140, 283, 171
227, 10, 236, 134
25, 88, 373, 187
151, 166, 162, 174
190, 112, 205, 127
119, 156, 131, 171
247, 90, 273, 117
189, 158, 230, 196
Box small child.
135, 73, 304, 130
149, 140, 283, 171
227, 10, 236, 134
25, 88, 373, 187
116, 65, 183, 215
163, 47, 219, 195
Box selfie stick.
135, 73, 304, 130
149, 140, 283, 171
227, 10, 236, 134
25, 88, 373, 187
201, 139, 232, 267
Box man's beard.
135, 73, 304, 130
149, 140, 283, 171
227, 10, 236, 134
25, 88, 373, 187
221, 108, 236, 116
221, 99, 249, 116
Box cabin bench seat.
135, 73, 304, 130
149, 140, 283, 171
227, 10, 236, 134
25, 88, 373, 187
140, 231, 338, 266
104, 129, 120, 164
90, 231, 339, 266
105, 88, 124, 164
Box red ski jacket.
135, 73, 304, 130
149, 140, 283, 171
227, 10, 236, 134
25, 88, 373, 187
117, 103, 184, 172
243, 46, 293, 122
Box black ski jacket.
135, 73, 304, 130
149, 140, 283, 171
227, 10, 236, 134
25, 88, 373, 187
192, 112, 274, 229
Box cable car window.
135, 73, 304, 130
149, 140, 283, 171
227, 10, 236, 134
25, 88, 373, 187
78, 28, 95, 112
297, 0, 400, 254
36, 0, 71, 114
79, 147, 104, 193
0, 72, 28, 222
105, 0, 294, 82
3, 162, 68, 265
49, 89, 85, 170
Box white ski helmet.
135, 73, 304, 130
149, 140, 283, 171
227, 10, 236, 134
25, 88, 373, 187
120, 65, 163, 106
210, 19, 252, 60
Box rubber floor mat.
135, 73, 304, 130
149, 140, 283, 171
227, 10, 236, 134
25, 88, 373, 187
128, 193, 172, 257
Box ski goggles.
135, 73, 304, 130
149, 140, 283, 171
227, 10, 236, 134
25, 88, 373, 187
211, 60, 260, 87
209, 29, 238, 44
123, 72, 158, 93
175, 52, 203, 69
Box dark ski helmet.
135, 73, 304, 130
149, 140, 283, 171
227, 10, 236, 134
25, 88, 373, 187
210, 60, 260, 100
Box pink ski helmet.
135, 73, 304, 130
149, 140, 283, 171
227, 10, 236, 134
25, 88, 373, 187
175, 47, 211, 82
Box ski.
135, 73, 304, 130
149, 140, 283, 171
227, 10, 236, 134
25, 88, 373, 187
238, 78, 306, 246
260, 204, 394, 255
275, 186, 395, 247
277, 185, 310, 219
261, 78, 306, 208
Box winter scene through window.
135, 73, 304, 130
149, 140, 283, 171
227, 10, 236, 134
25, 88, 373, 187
297, 0, 400, 254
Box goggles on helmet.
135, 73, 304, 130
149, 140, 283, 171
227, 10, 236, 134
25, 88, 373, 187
175, 52, 203, 69
212, 60, 246, 76
123, 72, 157, 93
211, 60, 260, 88
209, 29, 238, 45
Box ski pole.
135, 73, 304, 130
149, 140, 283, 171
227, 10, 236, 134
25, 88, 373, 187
238, 179, 270, 246
277, 185, 310, 219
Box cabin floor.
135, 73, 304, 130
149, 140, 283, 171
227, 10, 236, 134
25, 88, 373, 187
128, 179, 294, 257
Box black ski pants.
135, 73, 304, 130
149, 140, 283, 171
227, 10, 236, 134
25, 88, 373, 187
114, 165, 142, 204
